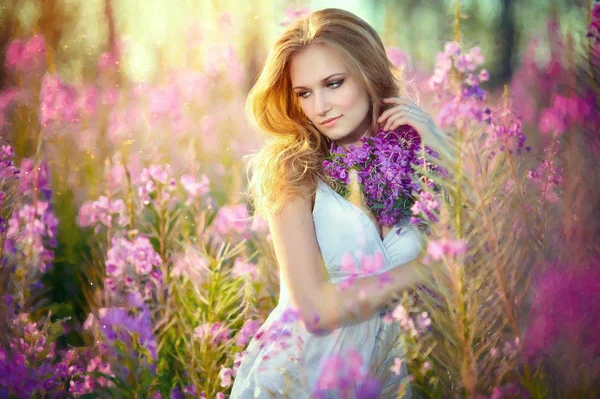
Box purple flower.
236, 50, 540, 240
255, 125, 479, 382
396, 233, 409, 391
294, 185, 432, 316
97, 296, 158, 361
323, 126, 435, 229
18, 158, 52, 200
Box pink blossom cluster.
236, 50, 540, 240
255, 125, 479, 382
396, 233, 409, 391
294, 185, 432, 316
39, 73, 81, 127
78, 196, 128, 233
170, 246, 210, 281
387, 47, 411, 68
425, 237, 468, 263
339, 251, 388, 291
212, 203, 252, 238
4, 34, 46, 74
180, 173, 210, 204
138, 164, 176, 206
0, 143, 19, 181
538, 93, 594, 135
4, 200, 58, 273
526, 156, 564, 203
104, 235, 163, 298
382, 303, 432, 339
194, 322, 231, 347
231, 257, 259, 281
219, 351, 247, 389
410, 189, 440, 225
428, 41, 491, 129
484, 99, 529, 158
312, 348, 381, 399
17, 158, 52, 200
137, 164, 210, 209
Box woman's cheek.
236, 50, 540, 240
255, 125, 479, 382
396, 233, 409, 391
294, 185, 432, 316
337, 85, 361, 110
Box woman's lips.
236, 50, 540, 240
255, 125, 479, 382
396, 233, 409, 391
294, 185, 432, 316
321, 116, 342, 127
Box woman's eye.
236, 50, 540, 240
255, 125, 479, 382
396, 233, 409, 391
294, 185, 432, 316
297, 80, 343, 99
328, 80, 343, 89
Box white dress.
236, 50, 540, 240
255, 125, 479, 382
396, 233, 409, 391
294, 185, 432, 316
230, 179, 424, 398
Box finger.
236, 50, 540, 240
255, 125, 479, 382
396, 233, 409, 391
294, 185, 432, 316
377, 104, 412, 123
384, 112, 428, 131
384, 114, 415, 132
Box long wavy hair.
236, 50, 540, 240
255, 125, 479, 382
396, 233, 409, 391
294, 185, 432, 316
244, 8, 407, 218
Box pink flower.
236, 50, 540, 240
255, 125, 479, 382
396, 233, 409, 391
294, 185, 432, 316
180, 173, 209, 197
39, 73, 79, 127
83, 313, 95, 330
97, 51, 119, 72
219, 366, 234, 387
390, 357, 404, 375
170, 247, 209, 281
194, 322, 231, 347
231, 258, 258, 280
78, 85, 99, 117
249, 215, 269, 234
212, 204, 250, 237
426, 237, 467, 262
359, 252, 384, 274
386, 47, 410, 67
341, 253, 359, 274
5, 34, 46, 73
538, 107, 566, 135
104, 235, 163, 295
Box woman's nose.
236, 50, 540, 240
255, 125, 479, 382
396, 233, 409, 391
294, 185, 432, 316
313, 91, 331, 116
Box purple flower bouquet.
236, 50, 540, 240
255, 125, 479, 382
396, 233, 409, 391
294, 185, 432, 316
323, 125, 440, 228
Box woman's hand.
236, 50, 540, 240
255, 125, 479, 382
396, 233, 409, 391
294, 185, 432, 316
377, 96, 455, 163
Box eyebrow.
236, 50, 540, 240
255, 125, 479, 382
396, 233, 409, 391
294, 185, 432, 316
293, 73, 346, 90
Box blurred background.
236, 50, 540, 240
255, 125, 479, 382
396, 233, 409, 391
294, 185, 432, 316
0, 0, 597, 397
0, 0, 592, 363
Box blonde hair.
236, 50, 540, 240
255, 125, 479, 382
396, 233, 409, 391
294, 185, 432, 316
244, 8, 406, 219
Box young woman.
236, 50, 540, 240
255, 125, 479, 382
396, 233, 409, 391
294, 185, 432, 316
231, 8, 449, 399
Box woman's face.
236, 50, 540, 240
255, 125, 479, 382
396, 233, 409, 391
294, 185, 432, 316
290, 44, 371, 147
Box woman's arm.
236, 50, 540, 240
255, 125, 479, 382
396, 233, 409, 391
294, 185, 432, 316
267, 193, 425, 334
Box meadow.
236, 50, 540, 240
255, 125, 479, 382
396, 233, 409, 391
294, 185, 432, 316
0, 1, 598, 398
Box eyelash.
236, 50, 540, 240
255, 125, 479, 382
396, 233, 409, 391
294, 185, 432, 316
297, 80, 344, 98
